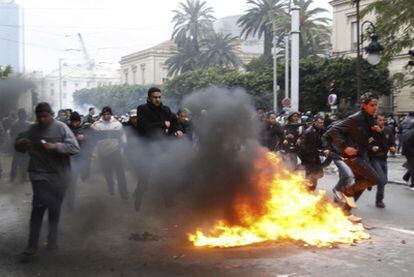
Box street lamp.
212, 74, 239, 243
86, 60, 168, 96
354, 0, 384, 101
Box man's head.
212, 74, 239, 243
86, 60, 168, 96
101, 106, 112, 122
89, 107, 95, 116
177, 109, 187, 124
267, 112, 277, 125
57, 109, 67, 121
129, 109, 138, 126
148, 87, 162, 107
70, 111, 82, 128
376, 114, 385, 128
35, 102, 54, 127
313, 115, 325, 130
287, 111, 300, 123
17, 108, 27, 121
360, 92, 379, 116
256, 107, 265, 122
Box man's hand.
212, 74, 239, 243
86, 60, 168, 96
344, 147, 357, 156
389, 146, 397, 154
76, 134, 85, 141
20, 138, 32, 146
286, 134, 294, 139
42, 143, 56, 151
164, 121, 171, 128
296, 138, 301, 146
175, 131, 184, 137
371, 125, 382, 133
372, 146, 380, 152
283, 140, 288, 145
323, 149, 330, 157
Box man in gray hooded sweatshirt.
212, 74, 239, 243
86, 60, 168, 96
15, 102, 80, 262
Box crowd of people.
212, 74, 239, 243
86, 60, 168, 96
0, 87, 413, 263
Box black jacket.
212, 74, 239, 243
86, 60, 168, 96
368, 126, 396, 160
402, 128, 414, 157
323, 110, 375, 158
300, 125, 326, 165
136, 101, 181, 138
261, 123, 284, 151
282, 123, 303, 153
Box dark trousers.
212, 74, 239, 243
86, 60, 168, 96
99, 150, 128, 197
28, 180, 67, 249
370, 158, 388, 202
10, 151, 28, 181
343, 156, 380, 201
405, 156, 414, 187
304, 166, 323, 191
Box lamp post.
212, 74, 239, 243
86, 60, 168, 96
355, 0, 384, 101
291, 5, 300, 112
58, 58, 64, 110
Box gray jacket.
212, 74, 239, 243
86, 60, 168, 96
15, 119, 80, 182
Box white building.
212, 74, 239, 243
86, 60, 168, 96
35, 64, 120, 110
0, 1, 24, 73
214, 15, 264, 54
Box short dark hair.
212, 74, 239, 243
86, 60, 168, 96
101, 106, 112, 115
89, 107, 95, 112
148, 87, 161, 98
266, 111, 276, 119
35, 102, 53, 115
177, 109, 187, 116
360, 92, 379, 104
70, 111, 81, 122
313, 115, 325, 122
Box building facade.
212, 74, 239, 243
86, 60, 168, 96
330, 0, 413, 114
119, 39, 260, 86
0, 1, 24, 73
32, 64, 120, 111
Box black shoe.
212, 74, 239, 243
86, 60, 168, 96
19, 247, 37, 263
375, 201, 386, 208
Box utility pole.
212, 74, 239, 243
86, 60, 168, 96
291, 5, 300, 112
273, 21, 278, 113
59, 59, 64, 110
284, 34, 289, 99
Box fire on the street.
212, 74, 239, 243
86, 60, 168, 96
188, 152, 370, 248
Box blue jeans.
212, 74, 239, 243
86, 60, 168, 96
333, 158, 354, 191
370, 158, 388, 202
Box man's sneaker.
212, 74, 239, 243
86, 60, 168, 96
375, 201, 386, 208
348, 214, 362, 223
332, 189, 346, 205
342, 194, 357, 209
18, 247, 37, 263
407, 186, 414, 191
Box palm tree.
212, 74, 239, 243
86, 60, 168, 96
171, 0, 216, 54
237, 0, 289, 56
166, 41, 200, 76
200, 33, 243, 69
294, 0, 331, 58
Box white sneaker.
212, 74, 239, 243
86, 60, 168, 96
408, 186, 414, 191
342, 194, 357, 209
348, 214, 362, 223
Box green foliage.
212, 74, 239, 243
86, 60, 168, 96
200, 33, 243, 69
363, 0, 414, 86
0, 65, 13, 78
73, 85, 151, 115
164, 56, 392, 112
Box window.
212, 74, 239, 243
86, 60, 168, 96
50, 83, 54, 87
97, 82, 102, 87
351, 21, 358, 51
50, 89, 55, 96
87, 81, 91, 87
75, 83, 79, 87
63, 81, 67, 87
63, 93, 67, 99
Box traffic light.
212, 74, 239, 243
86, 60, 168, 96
409, 50, 414, 66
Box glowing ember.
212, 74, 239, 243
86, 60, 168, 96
188, 152, 369, 248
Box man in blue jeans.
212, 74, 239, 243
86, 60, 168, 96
368, 114, 396, 208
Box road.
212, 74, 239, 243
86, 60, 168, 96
0, 154, 413, 277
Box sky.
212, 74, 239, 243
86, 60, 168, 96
11, 0, 332, 73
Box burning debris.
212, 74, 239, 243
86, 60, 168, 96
188, 152, 370, 248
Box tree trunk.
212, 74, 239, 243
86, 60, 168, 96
263, 30, 273, 57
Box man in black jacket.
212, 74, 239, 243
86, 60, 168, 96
134, 87, 183, 211
300, 116, 331, 191
368, 114, 396, 208
403, 125, 414, 190
323, 92, 381, 221
261, 112, 284, 152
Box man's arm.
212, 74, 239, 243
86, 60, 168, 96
54, 124, 80, 155
323, 118, 354, 154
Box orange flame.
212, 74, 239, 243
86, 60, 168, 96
188, 152, 369, 248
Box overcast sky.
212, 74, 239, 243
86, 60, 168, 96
15, 0, 332, 73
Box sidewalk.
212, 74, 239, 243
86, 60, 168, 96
387, 154, 409, 185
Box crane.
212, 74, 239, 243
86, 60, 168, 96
77, 33, 95, 70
